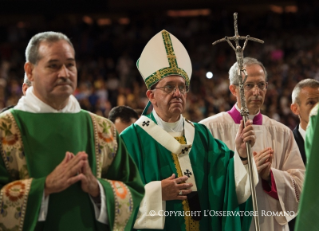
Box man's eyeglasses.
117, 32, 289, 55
153, 85, 189, 94
236, 82, 268, 91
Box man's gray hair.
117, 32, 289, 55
25, 31, 74, 64
228, 57, 268, 85
292, 78, 319, 104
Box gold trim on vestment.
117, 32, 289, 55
0, 111, 31, 231
89, 113, 118, 178
171, 136, 200, 231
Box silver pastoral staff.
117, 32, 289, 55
212, 12, 264, 231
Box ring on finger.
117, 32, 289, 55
179, 190, 183, 195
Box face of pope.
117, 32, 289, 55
25, 40, 77, 108
146, 75, 187, 122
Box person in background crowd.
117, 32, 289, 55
0, 74, 32, 113
108, 105, 139, 133
290, 78, 319, 165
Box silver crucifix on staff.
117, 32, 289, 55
212, 12, 264, 231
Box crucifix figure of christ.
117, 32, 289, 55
212, 12, 264, 231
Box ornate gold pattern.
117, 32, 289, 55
91, 114, 134, 230
0, 179, 32, 231
171, 137, 200, 231
5, 182, 25, 202
144, 30, 190, 89
171, 138, 184, 178
0, 112, 26, 181
0, 111, 31, 231
105, 180, 133, 231
89, 113, 118, 178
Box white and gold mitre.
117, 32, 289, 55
137, 30, 192, 89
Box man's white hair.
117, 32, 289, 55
228, 57, 268, 85
292, 78, 319, 104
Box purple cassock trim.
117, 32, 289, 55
227, 105, 262, 125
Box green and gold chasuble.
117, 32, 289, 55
0, 109, 144, 231
295, 105, 319, 231
120, 113, 252, 231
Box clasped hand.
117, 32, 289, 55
253, 147, 273, 181
45, 151, 99, 197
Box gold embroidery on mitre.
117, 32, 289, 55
171, 136, 200, 231
144, 30, 190, 89
167, 54, 176, 59
156, 70, 161, 81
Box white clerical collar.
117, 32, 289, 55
235, 103, 259, 121
152, 109, 184, 132
14, 86, 81, 113
298, 124, 306, 140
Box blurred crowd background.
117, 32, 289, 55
1, 0, 319, 128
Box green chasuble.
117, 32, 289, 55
295, 105, 319, 231
0, 109, 144, 231
120, 113, 252, 231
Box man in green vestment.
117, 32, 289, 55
295, 103, 319, 231
120, 30, 258, 231
0, 32, 144, 231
